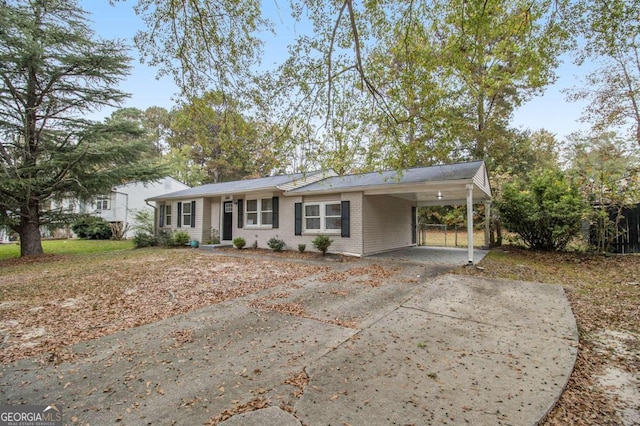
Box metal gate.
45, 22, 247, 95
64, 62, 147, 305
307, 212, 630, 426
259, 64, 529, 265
610, 203, 640, 254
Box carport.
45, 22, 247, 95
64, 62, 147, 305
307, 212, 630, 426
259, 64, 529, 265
287, 160, 492, 263
362, 161, 492, 263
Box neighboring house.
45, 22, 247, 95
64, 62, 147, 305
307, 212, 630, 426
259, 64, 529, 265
45, 177, 189, 239
148, 161, 492, 261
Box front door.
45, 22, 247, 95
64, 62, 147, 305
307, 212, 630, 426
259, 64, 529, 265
223, 201, 233, 241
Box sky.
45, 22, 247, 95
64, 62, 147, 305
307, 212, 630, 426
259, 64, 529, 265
81, 0, 592, 140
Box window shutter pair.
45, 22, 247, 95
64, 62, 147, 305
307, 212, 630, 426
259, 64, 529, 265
294, 201, 350, 237
237, 197, 279, 228
176, 201, 196, 228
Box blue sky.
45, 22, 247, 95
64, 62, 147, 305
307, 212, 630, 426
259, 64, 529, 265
81, 0, 591, 139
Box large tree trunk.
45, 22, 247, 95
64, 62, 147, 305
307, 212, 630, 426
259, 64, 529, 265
18, 202, 43, 257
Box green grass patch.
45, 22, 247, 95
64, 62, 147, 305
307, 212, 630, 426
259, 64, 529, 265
0, 239, 134, 260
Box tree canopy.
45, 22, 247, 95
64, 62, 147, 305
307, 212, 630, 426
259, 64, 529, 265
0, 0, 164, 256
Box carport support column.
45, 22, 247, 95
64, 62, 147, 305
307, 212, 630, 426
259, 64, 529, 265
466, 184, 474, 264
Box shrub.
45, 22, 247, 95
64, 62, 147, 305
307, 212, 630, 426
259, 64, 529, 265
498, 169, 587, 251
312, 234, 333, 255
206, 228, 220, 245
267, 236, 285, 251
298, 243, 306, 253
133, 232, 157, 248
173, 230, 190, 246
233, 237, 246, 249
157, 230, 174, 247
71, 216, 113, 240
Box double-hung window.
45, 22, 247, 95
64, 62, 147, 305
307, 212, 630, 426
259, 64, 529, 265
246, 198, 273, 227
304, 202, 341, 232
182, 202, 192, 227
95, 195, 110, 210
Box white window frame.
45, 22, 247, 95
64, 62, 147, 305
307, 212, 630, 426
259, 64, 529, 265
95, 195, 110, 211
182, 202, 192, 227
303, 201, 341, 234
245, 196, 273, 228
165, 205, 172, 227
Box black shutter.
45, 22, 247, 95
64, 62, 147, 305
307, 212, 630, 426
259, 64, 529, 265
272, 196, 279, 229
237, 199, 243, 228
159, 204, 165, 228
294, 202, 302, 235
341, 200, 350, 238
190, 200, 196, 228
177, 202, 182, 228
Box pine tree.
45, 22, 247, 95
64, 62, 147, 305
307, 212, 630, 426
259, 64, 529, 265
0, 0, 164, 256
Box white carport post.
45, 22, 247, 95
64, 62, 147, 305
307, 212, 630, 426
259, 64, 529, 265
466, 183, 474, 264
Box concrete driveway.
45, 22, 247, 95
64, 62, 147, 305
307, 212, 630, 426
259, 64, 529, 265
1, 250, 577, 425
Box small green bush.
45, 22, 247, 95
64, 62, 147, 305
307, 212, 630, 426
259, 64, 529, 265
173, 230, 190, 246
157, 230, 174, 247
233, 237, 246, 249
267, 236, 285, 251
133, 232, 157, 248
71, 216, 113, 240
312, 234, 333, 255
298, 243, 306, 253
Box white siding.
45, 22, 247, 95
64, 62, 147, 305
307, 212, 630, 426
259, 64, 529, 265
102, 177, 189, 238
232, 192, 364, 256
362, 195, 415, 256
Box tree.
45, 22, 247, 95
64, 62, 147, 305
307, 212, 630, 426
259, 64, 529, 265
565, 131, 640, 251
167, 92, 282, 184
570, 0, 640, 146
498, 169, 587, 251
0, 0, 164, 256
105, 106, 172, 157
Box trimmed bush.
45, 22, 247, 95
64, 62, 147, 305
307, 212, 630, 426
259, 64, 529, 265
71, 216, 113, 240
233, 237, 246, 249
298, 243, 306, 253
312, 234, 333, 255
267, 236, 286, 252
173, 230, 190, 246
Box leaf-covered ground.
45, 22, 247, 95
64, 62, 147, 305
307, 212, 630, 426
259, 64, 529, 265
0, 249, 328, 364
2, 246, 638, 424
455, 247, 640, 426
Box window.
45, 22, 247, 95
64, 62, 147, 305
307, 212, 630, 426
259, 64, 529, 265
165, 205, 172, 226
303, 202, 341, 232
95, 195, 109, 210
246, 198, 273, 227
182, 202, 191, 227
224, 202, 233, 213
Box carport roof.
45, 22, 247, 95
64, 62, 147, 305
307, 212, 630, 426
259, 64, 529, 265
286, 160, 491, 206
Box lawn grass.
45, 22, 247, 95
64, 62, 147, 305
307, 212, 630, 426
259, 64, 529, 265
0, 239, 134, 260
